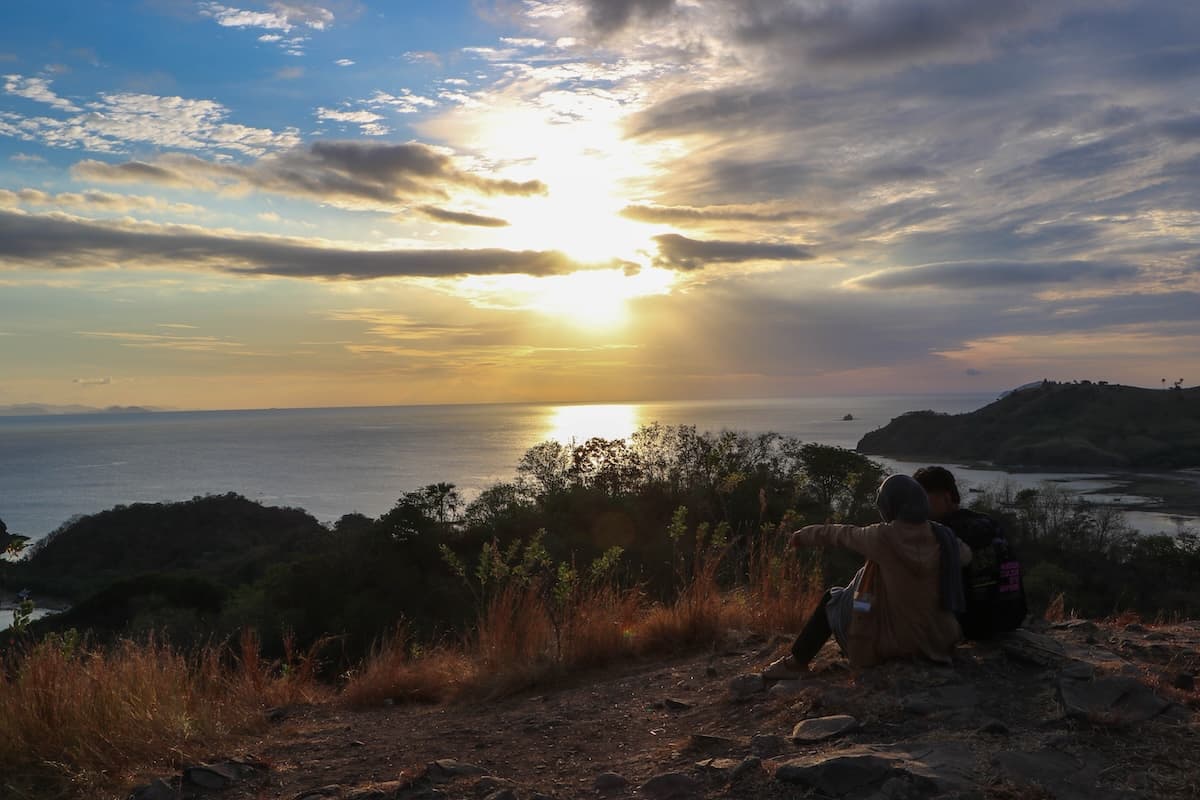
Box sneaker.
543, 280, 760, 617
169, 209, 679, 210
762, 655, 806, 681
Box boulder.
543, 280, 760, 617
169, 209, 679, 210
592, 772, 628, 792
687, 733, 741, 755
776, 753, 935, 798
428, 759, 488, 782
729, 673, 765, 698
128, 778, 177, 800
750, 733, 788, 757
790, 714, 858, 742
638, 771, 702, 799
1057, 676, 1171, 725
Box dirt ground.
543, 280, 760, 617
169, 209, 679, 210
171, 620, 1200, 800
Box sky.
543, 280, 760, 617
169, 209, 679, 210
1, 0, 1198, 410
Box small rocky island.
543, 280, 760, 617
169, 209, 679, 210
858, 380, 1200, 468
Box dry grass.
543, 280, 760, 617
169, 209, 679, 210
346, 533, 822, 706
1044, 592, 1067, 622
0, 632, 327, 798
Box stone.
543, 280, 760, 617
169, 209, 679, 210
769, 679, 806, 697
750, 733, 788, 758
182, 762, 243, 786
694, 757, 741, 780
1060, 661, 1096, 681
901, 685, 977, 716
128, 778, 177, 800
1173, 672, 1196, 691
474, 777, 516, 796
664, 697, 693, 710
346, 787, 395, 800
776, 753, 927, 797
592, 772, 628, 792
729, 673, 765, 698
638, 771, 702, 799
1057, 676, 1170, 725
428, 759, 488, 782
687, 733, 741, 755
999, 630, 1067, 666
790, 714, 859, 742
992, 750, 1100, 800
730, 756, 762, 783
293, 786, 343, 800
483, 791, 517, 800
976, 719, 1009, 735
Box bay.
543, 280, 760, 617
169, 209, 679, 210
0, 393, 1194, 544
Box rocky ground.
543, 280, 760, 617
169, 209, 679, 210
133, 619, 1200, 800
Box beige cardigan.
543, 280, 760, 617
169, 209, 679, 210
793, 520, 971, 668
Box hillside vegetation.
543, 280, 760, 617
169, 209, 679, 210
857, 381, 1200, 468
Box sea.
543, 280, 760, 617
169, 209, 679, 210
3, 393, 1197, 630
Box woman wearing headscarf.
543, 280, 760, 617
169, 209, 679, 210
764, 474, 971, 677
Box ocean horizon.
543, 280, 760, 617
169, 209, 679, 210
1, 392, 1193, 543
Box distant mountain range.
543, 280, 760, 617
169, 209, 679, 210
858, 380, 1200, 468
0, 403, 159, 417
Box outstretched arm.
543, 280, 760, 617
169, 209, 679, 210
790, 522, 890, 562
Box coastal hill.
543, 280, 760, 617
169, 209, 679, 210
857, 381, 1200, 468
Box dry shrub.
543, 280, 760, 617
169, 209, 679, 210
1044, 591, 1067, 622
343, 630, 474, 709
740, 530, 823, 633
556, 585, 641, 670
0, 632, 321, 796
1108, 609, 1143, 627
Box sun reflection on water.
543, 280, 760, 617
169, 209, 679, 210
545, 404, 641, 444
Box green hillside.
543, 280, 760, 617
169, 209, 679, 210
857, 381, 1200, 468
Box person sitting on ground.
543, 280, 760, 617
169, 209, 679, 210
763, 474, 971, 678
913, 466, 1027, 638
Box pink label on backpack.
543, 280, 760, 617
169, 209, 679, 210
998, 561, 1021, 593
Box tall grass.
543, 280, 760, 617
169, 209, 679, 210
0, 632, 326, 797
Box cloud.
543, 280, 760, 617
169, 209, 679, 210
72, 376, 112, 385
652, 233, 814, 270
415, 206, 510, 227
621, 204, 815, 225
0, 187, 199, 214
582, 0, 676, 34
0, 209, 595, 279
849, 260, 1139, 291
72, 141, 549, 207
10, 153, 46, 163
0, 85, 299, 156
315, 106, 388, 135
334, 58, 354, 66
3, 74, 79, 111
198, 2, 336, 54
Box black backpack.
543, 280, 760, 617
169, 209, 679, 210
943, 508, 1027, 639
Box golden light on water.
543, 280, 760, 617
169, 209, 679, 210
546, 403, 641, 443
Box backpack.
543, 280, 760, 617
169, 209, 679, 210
943, 508, 1027, 639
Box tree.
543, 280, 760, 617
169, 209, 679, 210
791, 443, 884, 520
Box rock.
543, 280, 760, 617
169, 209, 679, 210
750, 733, 788, 757
1051, 619, 1098, 635
790, 714, 858, 742
474, 777, 516, 796
993, 750, 1103, 800
128, 778, 177, 800
687, 733, 741, 755
776, 753, 934, 798
592, 772, 628, 792
999, 630, 1067, 666
901, 684, 978, 715
428, 759, 488, 782
183, 761, 265, 790
664, 697, 693, 710
483, 791, 517, 800
346, 787, 397, 800
1173, 672, 1196, 691
694, 757, 742, 780
729, 673, 765, 698
769, 679, 806, 697
638, 771, 701, 799
1060, 661, 1096, 681
293, 786, 343, 800
1057, 676, 1171, 725
730, 756, 762, 783
976, 719, 1009, 735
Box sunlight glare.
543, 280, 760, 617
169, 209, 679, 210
547, 403, 641, 444
455, 266, 676, 330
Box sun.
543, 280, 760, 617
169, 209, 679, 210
455, 266, 676, 330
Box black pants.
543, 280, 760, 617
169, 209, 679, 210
791, 588, 834, 667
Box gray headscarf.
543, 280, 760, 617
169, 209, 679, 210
876, 474, 931, 523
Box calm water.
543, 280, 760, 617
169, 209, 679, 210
0, 394, 1194, 543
